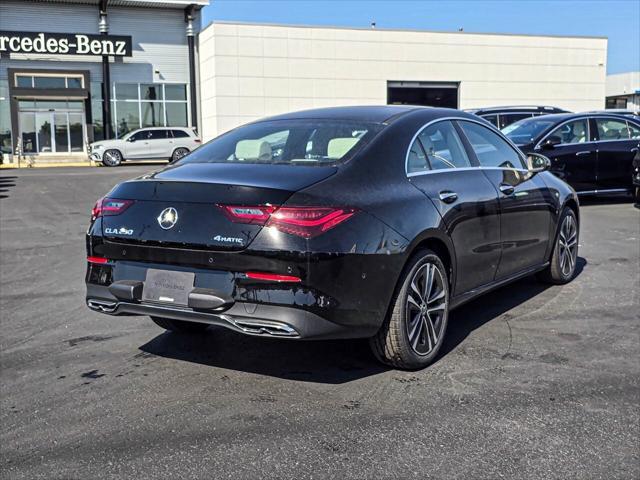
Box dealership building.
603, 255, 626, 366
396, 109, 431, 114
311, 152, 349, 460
198, 22, 608, 141
606, 71, 640, 112
0, 0, 208, 163
2, 4, 611, 163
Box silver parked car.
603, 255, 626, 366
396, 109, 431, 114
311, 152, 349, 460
89, 127, 201, 166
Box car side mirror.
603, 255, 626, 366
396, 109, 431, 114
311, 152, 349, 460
527, 153, 551, 173
542, 136, 561, 149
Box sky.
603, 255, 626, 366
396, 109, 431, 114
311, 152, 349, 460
201, 0, 639, 75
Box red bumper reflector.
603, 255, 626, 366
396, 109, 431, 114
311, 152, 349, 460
245, 272, 301, 283
87, 256, 110, 264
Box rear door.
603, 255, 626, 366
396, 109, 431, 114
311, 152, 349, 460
145, 129, 171, 158
457, 120, 553, 278
407, 119, 501, 296
593, 117, 639, 192
536, 117, 598, 193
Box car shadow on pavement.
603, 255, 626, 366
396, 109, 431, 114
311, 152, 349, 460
0, 175, 17, 200
140, 257, 586, 384
437, 256, 587, 362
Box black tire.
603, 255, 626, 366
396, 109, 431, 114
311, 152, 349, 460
370, 249, 450, 370
171, 147, 190, 162
102, 149, 123, 167
537, 207, 579, 284
150, 316, 209, 333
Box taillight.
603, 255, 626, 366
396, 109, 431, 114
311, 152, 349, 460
87, 256, 110, 264
245, 272, 301, 283
218, 205, 357, 238
91, 197, 133, 220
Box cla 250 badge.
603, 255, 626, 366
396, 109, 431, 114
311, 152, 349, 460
213, 235, 244, 246
105, 227, 134, 236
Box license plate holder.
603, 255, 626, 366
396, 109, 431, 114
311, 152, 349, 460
142, 269, 195, 306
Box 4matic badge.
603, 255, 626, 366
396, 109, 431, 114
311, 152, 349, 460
105, 227, 134, 236
213, 234, 244, 246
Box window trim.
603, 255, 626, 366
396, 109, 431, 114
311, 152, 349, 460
534, 116, 593, 149
405, 116, 527, 177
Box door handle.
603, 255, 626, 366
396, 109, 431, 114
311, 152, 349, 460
438, 191, 458, 203
499, 184, 515, 195
575, 151, 591, 156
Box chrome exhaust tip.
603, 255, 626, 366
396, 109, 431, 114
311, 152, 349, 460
225, 317, 299, 337
87, 299, 118, 313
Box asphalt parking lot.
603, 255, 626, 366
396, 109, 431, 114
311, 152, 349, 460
0, 166, 638, 479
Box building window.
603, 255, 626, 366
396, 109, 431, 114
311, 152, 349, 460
111, 83, 189, 137
15, 74, 84, 89
90, 82, 104, 142
606, 97, 628, 109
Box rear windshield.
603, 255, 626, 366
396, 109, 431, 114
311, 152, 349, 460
502, 117, 557, 145
177, 120, 383, 166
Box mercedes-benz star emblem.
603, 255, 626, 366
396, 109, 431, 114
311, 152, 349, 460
157, 207, 178, 230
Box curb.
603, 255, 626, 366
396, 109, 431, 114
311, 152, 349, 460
0, 162, 96, 169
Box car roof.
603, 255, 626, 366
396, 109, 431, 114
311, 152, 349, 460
259, 105, 423, 124
465, 106, 567, 114
136, 126, 191, 131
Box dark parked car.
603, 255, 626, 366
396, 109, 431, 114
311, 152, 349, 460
586, 109, 640, 120
86, 106, 579, 369
464, 106, 570, 129
503, 113, 640, 195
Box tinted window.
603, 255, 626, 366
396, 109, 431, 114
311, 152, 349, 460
627, 121, 640, 140
147, 130, 169, 140
548, 119, 588, 144
180, 120, 382, 166
595, 118, 630, 140
416, 121, 470, 170
499, 113, 533, 129
171, 129, 190, 138
460, 121, 525, 169
502, 117, 557, 145
481, 114, 499, 127
407, 139, 429, 174
128, 130, 147, 141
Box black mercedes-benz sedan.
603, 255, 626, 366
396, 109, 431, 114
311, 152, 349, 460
503, 112, 640, 196
86, 106, 579, 369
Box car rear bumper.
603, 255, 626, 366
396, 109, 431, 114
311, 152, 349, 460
86, 282, 373, 340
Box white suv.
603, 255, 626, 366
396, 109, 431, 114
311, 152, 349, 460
89, 127, 201, 166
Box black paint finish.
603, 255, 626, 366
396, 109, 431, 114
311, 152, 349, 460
86, 106, 579, 340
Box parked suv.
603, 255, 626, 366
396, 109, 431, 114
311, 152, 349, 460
464, 106, 570, 129
89, 127, 201, 166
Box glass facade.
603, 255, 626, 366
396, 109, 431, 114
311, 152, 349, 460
0, 81, 11, 157
111, 83, 189, 137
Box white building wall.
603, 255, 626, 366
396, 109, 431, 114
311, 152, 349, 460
199, 21, 608, 140
606, 72, 640, 111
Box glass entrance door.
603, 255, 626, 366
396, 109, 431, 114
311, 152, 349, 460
18, 100, 86, 154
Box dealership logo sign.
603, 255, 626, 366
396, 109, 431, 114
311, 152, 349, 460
0, 31, 132, 57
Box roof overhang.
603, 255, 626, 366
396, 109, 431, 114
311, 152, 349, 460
26, 0, 209, 9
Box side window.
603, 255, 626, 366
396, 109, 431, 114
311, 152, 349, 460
481, 114, 499, 128
548, 119, 588, 145
171, 129, 189, 138
596, 118, 631, 141
416, 121, 471, 170
130, 130, 147, 141
627, 121, 640, 140
147, 130, 168, 140
499, 113, 534, 129
459, 121, 525, 169
407, 139, 428, 174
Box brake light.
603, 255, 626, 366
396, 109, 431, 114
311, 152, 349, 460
87, 256, 110, 264
91, 197, 133, 220
245, 272, 301, 283
218, 205, 357, 238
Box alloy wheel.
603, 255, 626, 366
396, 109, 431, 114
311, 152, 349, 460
557, 214, 578, 277
103, 150, 122, 166
173, 148, 189, 161
405, 262, 447, 356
